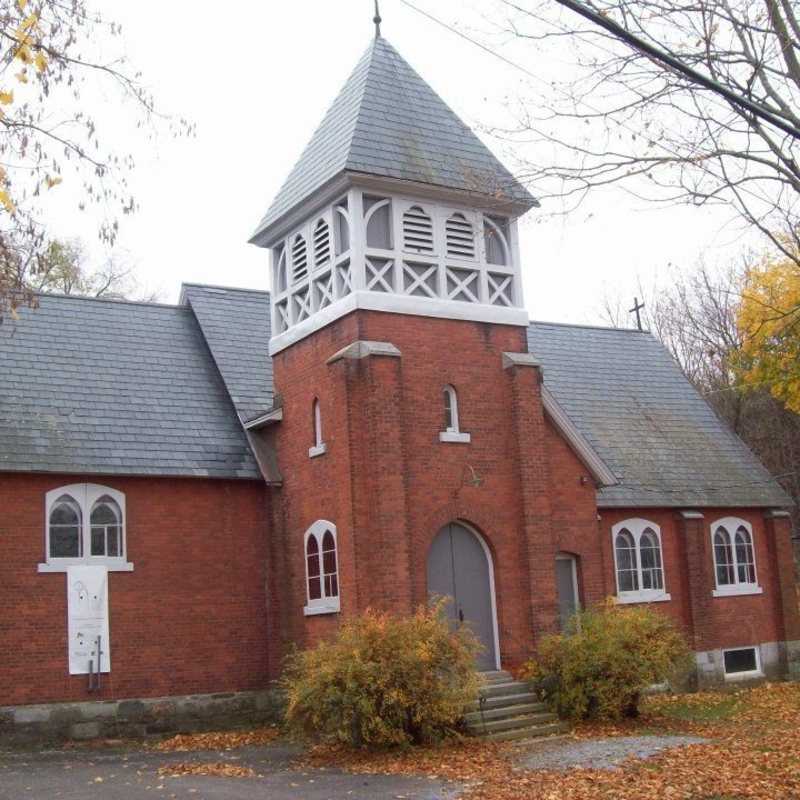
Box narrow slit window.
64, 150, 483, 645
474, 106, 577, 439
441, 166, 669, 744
444, 385, 459, 432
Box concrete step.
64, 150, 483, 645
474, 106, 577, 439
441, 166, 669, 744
479, 670, 513, 685
478, 681, 532, 699
484, 721, 569, 742
464, 701, 547, 725
466, 711, 558, 736
466, 691, 539, 712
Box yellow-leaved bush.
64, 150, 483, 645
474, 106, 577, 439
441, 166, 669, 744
522, 599, 691, 721
282, 601, 481, 747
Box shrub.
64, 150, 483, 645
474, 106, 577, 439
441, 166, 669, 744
282, 601, 481, 747
522, 599, 691, 721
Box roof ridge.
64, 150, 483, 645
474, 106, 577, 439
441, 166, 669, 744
182, 282, 271, 297
34, 291, 184, 311
529, 318, 649, 334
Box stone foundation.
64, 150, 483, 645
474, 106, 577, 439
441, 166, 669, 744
0, 687, 284, 747
693, 640, 796, 688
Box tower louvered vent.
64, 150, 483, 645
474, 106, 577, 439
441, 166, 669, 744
445, 213, 475, 259
292, 234, 308, 283
402, 206, 434, 254
313, 219, 331, 267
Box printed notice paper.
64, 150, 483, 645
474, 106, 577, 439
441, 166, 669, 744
66, 565, 110, 675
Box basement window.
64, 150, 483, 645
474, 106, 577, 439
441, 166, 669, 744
309, 398, 327, 458
723, 647, 762, 680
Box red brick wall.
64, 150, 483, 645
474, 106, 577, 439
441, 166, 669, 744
599, 507, 785, 651
0, 472, 270, 706
268, 310, 603, 669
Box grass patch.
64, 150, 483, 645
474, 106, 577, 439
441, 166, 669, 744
653, 695, 740, 722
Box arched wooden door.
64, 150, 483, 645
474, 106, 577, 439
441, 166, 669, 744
427, 522, 499, 671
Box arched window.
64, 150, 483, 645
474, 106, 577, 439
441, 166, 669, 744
274, 244, 287, 294
90, 496, 122, 558
304, 521, 339, 615
483, 216, 510, 266
612, 519, 669, 602
42, 484, 130, 572
440, 385, 471, 443
309, 398, 326, 458
364, 196, 392, 250
711, 518, 760, 595
49, 495, 82, 558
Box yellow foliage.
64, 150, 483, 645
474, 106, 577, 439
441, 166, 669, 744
736, 243, 800, 414
15, 69, 28, 84
45, 175, 62, 189
0, 190, 16, 213
0, 91, 13, 105
522, 598, 691, 721
282, 600, 481, 747
34, 51, 47, 73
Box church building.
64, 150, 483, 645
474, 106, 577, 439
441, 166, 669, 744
1, 28, 798, 723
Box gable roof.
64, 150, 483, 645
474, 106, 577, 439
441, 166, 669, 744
0, 294, 260, 479
527, 321, 790, 508
251, 36, 536, 240
180, 284, 273, 423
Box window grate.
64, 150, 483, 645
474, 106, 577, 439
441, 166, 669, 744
313, 219, 331, 268
403, 206, 434, 253
445, 213, 475, 259
291, 235, 308, 283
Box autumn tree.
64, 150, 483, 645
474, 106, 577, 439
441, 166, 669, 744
737, 245, 800, 413
0, 0, 190, 321
498, 0, 800, 269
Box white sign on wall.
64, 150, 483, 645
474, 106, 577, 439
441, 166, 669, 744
66, 565, 111, 675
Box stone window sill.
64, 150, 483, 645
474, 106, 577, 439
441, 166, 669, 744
38, 559, 134, 574
304, 600, 340, 616
308, 443, 327, 458
712, 584, 763, 598
616, 591, 671, 605
439, 431, 471, 444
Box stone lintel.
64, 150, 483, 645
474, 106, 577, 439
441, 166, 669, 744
327, 340, 401, 365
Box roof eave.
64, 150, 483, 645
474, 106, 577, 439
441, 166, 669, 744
248, 170, 538, 249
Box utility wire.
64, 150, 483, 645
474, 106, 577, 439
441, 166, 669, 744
552, 0, 800, 142
398, 0, 779, 214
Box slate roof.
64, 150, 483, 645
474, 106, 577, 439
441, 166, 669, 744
251, 36, 536, 239
0, 294, 260, 479
181, 284, 273, 423
0, 286, 788, 506
527, 321, 790, 508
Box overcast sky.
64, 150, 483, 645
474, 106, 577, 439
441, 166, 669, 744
42, 0, 760, 325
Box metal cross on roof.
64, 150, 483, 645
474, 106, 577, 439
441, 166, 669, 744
629, 296, 645, 331
373, 0, 382, 38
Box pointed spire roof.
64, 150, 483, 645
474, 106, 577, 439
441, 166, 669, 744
251, 37, 536, 242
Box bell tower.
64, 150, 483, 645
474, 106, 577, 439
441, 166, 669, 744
250, 30, 576, 671
249, 35, 538, 355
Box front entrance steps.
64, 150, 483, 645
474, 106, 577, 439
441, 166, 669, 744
464, 670, 568, 742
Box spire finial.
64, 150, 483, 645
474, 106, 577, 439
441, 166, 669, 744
373, 0, 382, 38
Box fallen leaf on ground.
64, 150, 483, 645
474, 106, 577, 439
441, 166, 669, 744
151, 727, 280, 752
157, 761, 256, 778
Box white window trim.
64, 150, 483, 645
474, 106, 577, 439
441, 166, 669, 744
710, 517, 762, 597
39, 483, 133, 573
304, 520, 340, 616
440, 384, 471, 443
723, 645, 763, 681
612, 518, 671, 604
308, 398, 327, 458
